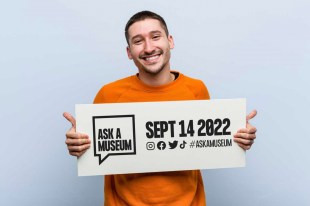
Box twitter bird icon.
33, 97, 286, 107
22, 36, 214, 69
168, 141, 178, 149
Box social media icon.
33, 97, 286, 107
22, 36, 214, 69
180, 141, 187, 149
168, 140, 178, 149
157, 141, 166, 150
146, 142, 155, 150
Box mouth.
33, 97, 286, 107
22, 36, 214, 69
140, 51, 163, 64
144, 54, 160, 62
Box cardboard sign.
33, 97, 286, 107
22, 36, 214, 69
76, 99, 246, 176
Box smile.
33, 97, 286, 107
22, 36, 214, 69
140, 53, 161, 64
140, 51, 163, 64
144, 55, 160, 61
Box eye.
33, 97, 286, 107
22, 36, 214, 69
133, 39, 143, 45
152, 35, 160, 40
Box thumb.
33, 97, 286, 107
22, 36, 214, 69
63, 112, 76, 129
246, 110, 257, 122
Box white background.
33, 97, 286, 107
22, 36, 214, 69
0, 0, 309, 205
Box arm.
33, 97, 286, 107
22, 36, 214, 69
63, 112, 91, 157
233, 110, 257, 150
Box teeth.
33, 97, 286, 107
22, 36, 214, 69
145, 55, 159, 61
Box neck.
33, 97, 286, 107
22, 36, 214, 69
138, 68, 174, 87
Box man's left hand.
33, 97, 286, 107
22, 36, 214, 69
233, 110, 257, 150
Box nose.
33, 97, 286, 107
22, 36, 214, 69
144, 39, 154, 54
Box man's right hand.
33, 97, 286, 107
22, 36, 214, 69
63, 112, 91, 157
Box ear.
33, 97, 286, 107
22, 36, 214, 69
126, 46, 132, 59
168, 35, 175, 49
126, 46, 133, 60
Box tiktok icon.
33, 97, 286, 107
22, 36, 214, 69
157, 141, 166, 150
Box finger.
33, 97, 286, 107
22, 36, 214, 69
69, 151, 80, 157
246, 125, 257, 134
66, 131, 89, 140
236, 128, 247, 133
235, 142, 252, 150
67, 144, 91, 153
65, 138, 91, 146
246, 110, 257, 122
234, 137, 254, 145
69, 150, 88, 157
234, 132, 256, 140
237, 127, 257, 134
63, 112, 76, 128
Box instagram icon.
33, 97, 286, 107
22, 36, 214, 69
146, 142, 155, 150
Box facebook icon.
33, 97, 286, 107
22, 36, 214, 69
157, 141, 166, 150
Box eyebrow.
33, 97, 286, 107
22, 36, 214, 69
131, 30, 163, 41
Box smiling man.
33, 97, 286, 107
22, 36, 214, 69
64, 11, 257, 206
126, 17, 174, 86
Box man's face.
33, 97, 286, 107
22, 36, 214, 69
126, 19, 174, 75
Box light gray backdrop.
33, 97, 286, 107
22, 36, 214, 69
1, 0, 309, 205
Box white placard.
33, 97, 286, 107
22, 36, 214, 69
76, 99, 246, 176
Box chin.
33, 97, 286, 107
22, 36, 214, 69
143, 66, 165, 75
141, 62, 169, 75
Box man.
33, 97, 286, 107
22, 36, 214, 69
64, 11, 257, 206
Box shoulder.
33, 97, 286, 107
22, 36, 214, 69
181, 74, 205, 86
179, 73, 211, 100
93, 75, 135, 103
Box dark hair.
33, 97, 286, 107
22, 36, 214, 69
125, 11, 169, 45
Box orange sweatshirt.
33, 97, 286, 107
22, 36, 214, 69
94, 71, 210, 206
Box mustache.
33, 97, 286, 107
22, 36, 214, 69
139, 49, 163, 59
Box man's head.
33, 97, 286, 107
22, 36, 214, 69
125, 11, 174, 77
125, 11, 169, 45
